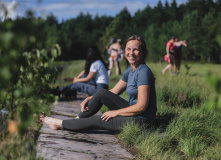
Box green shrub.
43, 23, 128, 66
0, 20, 61, 159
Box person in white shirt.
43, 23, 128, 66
58, 46, 109, 97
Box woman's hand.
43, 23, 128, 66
74, 72, 96, 84
101, 111, 118, 122
80, 96, 92, 112
73, 77, 78, 83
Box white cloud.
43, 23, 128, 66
0, 0, 189, 22
35, 0, 147, 21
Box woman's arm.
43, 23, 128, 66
102, 85, 150, 122
73, 71, 96, 83
166, 45, 170, 56
108, 44, 113, 54
182, 40, 187, 47
80, 96, 92, 112
76, 70, 85, 78
109, 79, 127, 95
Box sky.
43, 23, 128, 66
0, 0, 189, 22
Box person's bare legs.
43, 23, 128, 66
114, 58, 119, 75
162, 64, 172, 75
169, 63, 173, 75
40, 112, 63, 130
108, 58, 113, 76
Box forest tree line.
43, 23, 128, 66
1, 0, 221, 63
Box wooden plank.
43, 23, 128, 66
36, 93, 134, 160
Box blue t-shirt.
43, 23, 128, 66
121, 64, 157, 120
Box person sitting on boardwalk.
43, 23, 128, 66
174, 37, 187, 74
58, 46, 109, 97
40, 35, 157, 132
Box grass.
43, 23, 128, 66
118, 107, 221, 159
53, 60, 221, 159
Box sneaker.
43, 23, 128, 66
51, 86, 61, 96
64, 89, 77, 100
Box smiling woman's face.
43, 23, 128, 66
125, 40, 143, 67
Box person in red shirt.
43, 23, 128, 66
162, 36, 175, 75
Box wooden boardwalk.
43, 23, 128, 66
36, 93, 134, 160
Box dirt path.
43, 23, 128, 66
36, 93, 134, 160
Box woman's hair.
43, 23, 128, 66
171, 36, 175, 40
84, 46, 108, 74
110, 38, 116, 44
123, 35, 148, 63
175, 37, 179, 41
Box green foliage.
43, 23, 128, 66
0, 20, 61, 159
205, 72, 221, 111
143, 24, 162, 61
0, 0, 217, 157
57, 13, 113, 60
118, 107, 221, 159
1, 1, 221, 62
157, 85, 202, 108
118, 121, 144, 146
97, 16, 123, 56
184, 63, 191, 75
217, 35, 221, 46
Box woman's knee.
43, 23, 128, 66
95, 88, 109, 96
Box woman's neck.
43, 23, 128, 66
131, 63, 142, 71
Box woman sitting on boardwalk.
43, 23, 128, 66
40, 35, 157, 132
58, 46, 109, 97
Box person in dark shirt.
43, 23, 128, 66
174, 37, 187, 74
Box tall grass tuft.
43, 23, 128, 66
118, 121, 144, 146
157, 85, 203, 108
118, 107, 221, 159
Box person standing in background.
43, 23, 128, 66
108, 38, 121, 76
174, 37, 187, 75
105, 38, 115, 66
162, 36, 175, 75
117, 39, 124, 75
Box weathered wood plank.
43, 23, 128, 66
36, 93, 134, 160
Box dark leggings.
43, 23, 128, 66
62, 89, 148, 131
